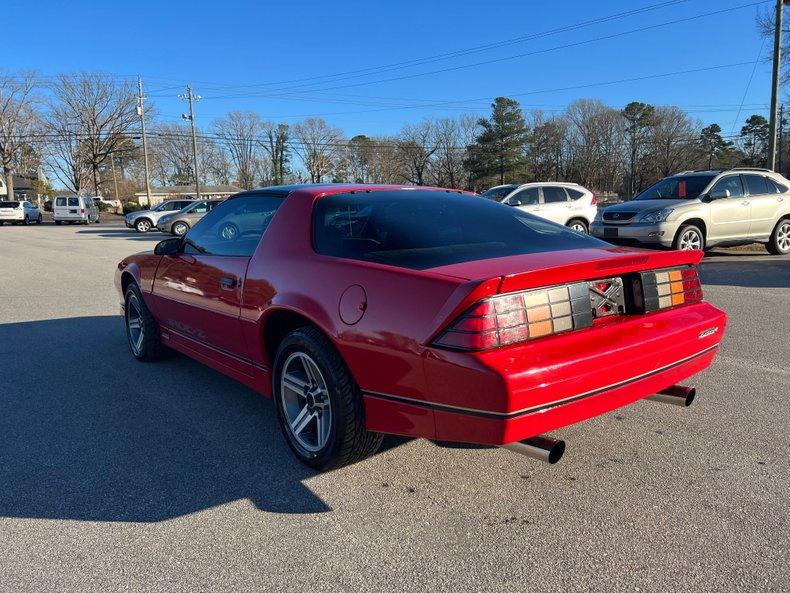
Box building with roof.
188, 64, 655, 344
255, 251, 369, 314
133, 184, 241, 206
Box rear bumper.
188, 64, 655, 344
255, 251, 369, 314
364, 301, 726, 445
0, 213, 24, 221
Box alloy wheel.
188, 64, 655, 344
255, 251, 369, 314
570, 222, 587, 234
778, 222, 790, 252
136, 219, 151, 232
173, 222, 188, 236
679, 229, 702, 250
280, 352, 332, 453
126, 294, 144, 355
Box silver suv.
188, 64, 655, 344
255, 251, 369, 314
591, 168, 790, 255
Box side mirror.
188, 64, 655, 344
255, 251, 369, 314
508, 199, 522, 207
708, 188, 730, 200
154, 237, 182, 255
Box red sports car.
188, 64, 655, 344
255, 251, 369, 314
116, 184, 727, 470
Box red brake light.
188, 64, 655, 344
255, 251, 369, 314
637, 266, 703, 311
80, 208, 85, 214
590, 194, 598, 205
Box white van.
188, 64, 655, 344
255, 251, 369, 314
53, 196, 100, 225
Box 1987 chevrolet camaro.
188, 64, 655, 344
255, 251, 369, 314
116, 184, 727, 470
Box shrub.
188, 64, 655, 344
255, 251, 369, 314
123, 202, 142, 214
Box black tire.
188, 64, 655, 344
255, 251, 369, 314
566, 218, 589, 234
172, 221, 189, 236
273, 327, 383, 471
55, 220, 62, 226
36, 214, 42, 224
0, 221, 4, 226
124, 283, 169, 362
135, 218, 152, 233
766, 218, 790, 255
22, 215, 29, 226
673, 224, 705, 251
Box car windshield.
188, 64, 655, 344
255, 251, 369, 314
479, 185, 518, 201
313, 190, 607, 270
633, 175, 715, 200
0, 201, 20, 208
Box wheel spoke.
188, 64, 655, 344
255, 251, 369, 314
290, 406, 314, 436
300, 354, 319, 385
283, 373, 308, 394
128, 318, 141, 330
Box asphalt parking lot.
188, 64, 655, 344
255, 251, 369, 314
0, 222, 787, 593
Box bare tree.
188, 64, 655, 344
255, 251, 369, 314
565, 99, 625, 192
213, 111, 264, 189
647, 106, 698, 178
0, 71, 39, 199
395, 119, 438, 185
149, 122, 229, 187
48, 73, 137, 196
432, 115, 478, 189
261, 121, 289, 185
293, 118, 343, 182
526, 109, 568, 182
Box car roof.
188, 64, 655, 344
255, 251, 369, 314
231, 184, 472, 201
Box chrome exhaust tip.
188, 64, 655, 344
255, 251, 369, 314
647, 384, 696, 407
503, 435, 565, 464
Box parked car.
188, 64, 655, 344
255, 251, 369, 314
116, 184, 726, 471
125, 199, 195, 233
0, 200, 43, 225
53, 196, 100, 225
591, 168, 790, 254
155, 199, 225, 236
481, 182, 598, 233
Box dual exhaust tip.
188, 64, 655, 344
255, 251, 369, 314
502, 384, 696, 464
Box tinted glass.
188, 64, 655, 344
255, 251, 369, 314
183, 195, 285, 257
568, 188, 585, 199
0, 201, 20, 208
313, 190, 607, 270
188, 201, 210, 214
634, 175, 715, 200
710, 175, 744, 198
55, 197, 67, 206
508, 187, 539, 206
743, 174, 770, 195
543, 186, 568, 203
769, 178, 788, 193
68, 197, 79, 207
479, 185, 518, 201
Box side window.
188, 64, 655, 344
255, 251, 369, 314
567, 188, 585, 200
710, 175, 744, 198
542, 186, 569, 203
56, 197, 67, 207
769, 178, 789, 193
166, 202, 179, 211
743, 174, 770, 196
508, 187, 539, 206
84, 198, 93, 207
183, 196, 285, 257
191, 201, 209, 214
68, 197, 79, 207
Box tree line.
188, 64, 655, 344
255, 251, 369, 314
0, 70, 784, 202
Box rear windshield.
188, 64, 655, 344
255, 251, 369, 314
68, 197, 79, 206
313, 190, 607, 270
55, 197, 67, 206
0, 201, 20, 208
633, 175, 715, 200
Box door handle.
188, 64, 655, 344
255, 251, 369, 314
778, 196, 784, 202
220, 276, 237, 290
740, 201, 750, 206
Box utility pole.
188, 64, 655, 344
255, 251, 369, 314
768, 0, 788, 170
137, 76, 153, 207
779, 103, 785, 174
180, 85, 201, 200
110, 153, 119, 202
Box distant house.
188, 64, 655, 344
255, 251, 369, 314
133, 184, 242, 206
0, 172, 44, 201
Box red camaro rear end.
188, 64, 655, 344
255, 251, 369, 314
116, 185, 726, 470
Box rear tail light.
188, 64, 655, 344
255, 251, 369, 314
591, 194, 598, 206
80, 208, 85, 214
432, 282, 594, 351
635, 266, 702, 312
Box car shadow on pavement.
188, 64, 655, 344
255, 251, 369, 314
699, 257, 790, 288
76, 229, 163, 242
0, 315, 376, 522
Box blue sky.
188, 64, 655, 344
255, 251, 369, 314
4, 0, 774, 138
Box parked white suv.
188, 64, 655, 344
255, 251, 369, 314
481, 182, 598, 233
0, 200, 43, 225
53, 196, 100, 224
591, 168, 790, 255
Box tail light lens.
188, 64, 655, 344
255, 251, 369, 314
432, 282, 594, 351
635, 266, 702, 312
80, 208, 85, 214
591, 194, 598, 205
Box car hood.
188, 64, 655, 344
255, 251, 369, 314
604, 199, 694, 213
127, 209, 156, 219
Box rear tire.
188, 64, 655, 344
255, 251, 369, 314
135, 218, 152, 233
173, 221, 189, 236
673, 224, 704, 251
567, 218, 589, 234
273, 327, 383, 471
36, 214, 42, 224
124, 283, 169, 362
766, 218, 790, 255
22, 215, 29, 226
55, 220, 62, 225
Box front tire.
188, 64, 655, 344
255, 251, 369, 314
173, 221, 189, 236
273, 327, 383, 471
55, 220, 62, 225
36, 214, 42, 224
135, 218, 152, 233
673, 224, 704, 251
124, 283, 168, 362
766, 218, 790, 255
